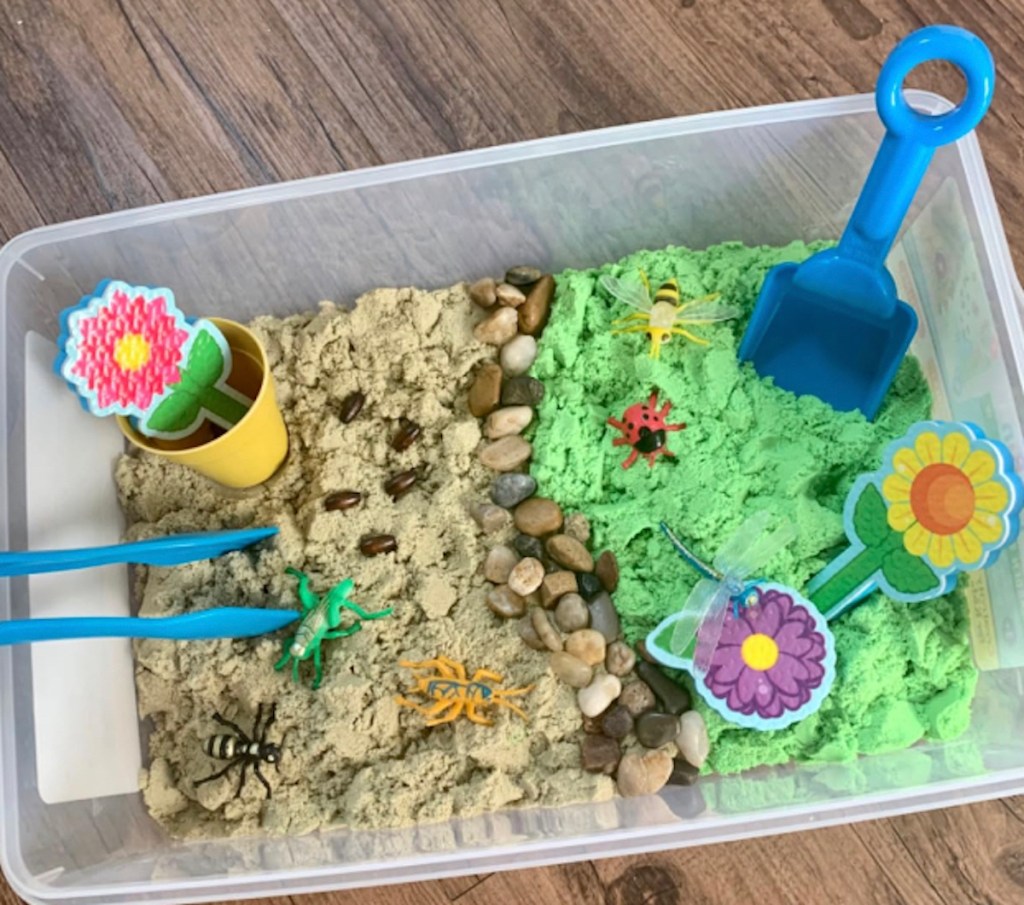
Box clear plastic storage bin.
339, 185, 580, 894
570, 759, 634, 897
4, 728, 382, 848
2, 90, 1023, 905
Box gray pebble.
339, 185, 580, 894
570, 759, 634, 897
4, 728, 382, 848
619, 681, 657, 717
588, 591, 621, 642
580, 735, 620, 775
636, 661, 692, 715
514, 533, 545, 560
605, 640, 636, 676
491, 473, 537, 508
600, 704, 634, 740
554, 593, 590, 632
635, 711, 680, 749
505, 265, 543, 288
501, 376, 545, 407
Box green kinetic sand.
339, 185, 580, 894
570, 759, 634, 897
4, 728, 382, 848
529, 240, 978, 774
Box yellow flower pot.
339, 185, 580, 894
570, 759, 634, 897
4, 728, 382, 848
117, 318, 288, 488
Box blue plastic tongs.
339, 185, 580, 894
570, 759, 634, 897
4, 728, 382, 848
0, 526, 298, 646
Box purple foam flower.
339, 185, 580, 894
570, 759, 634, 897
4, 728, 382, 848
702, 587, 828, 721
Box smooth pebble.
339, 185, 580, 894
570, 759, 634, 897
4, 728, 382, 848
469, 277, 497, 307
617, 751, 673, 798
505, 265, 542, 287
518, 274, 554, 335
576, 572, 603, 601
486, 585, 526, 619
546, 534, 594, 572
479, 436, 532, 471
507, 557, 545, 596
483, 545, 519, 584
549, 651, 593, 688
565, 629, 606, 666
496, 282, 527, 308
473, 306, 518, 345
471, 502, 512, 534
564, 513, 591, 544
531, 608, 563, 652
635, 712, 680, 749
514, 497, 564, 536
676, 711, 710, 769
636, 661, 691, 715
485, 405, 533, 439
619, 681, 657, 717
518, 615, 547, 651
668, 758, 700, 786
514, 533, 545, 560
595, 550, 619, 592
588, 591, 621, 642
600, 704, 634, 740
577, 673, 621, 718
468, 362, 503, 417
540, 571, 578, 608
500, 334, 538, 376
605, 640, 636, 677
490, 473, 537, 508
554, 592, 589, 631
580, 735, 621, 774
501, 375, 545, 406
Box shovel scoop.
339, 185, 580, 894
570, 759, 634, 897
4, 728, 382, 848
738, 25, 994, 419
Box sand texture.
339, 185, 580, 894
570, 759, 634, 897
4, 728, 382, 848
120, 285, 612, 840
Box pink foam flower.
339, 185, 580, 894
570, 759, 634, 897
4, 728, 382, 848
59, 282, 192, 417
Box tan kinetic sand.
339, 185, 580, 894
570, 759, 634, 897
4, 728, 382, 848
119, 285, 613, 839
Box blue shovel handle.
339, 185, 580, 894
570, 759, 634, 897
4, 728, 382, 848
839, 25, 994, 266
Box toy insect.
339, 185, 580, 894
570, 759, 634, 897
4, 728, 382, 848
660, 512, 796, 670
607, 390, 686, 468
601, 269, 741, 359
195, 703, 281, 799
396, 655, 534, 726
274, 567, 392, 690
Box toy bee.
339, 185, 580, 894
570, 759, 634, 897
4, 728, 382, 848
600, 269, 741, 359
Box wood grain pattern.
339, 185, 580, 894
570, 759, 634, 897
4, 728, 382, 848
1, 1, 1024, 903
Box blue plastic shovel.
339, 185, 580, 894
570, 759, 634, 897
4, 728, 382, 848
738, 25, 995, 419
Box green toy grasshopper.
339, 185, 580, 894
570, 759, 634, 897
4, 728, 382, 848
274, 567, 392, 690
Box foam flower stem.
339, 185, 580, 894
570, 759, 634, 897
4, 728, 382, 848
55, 280, 251, 440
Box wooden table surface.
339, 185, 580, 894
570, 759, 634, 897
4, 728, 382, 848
2, 1, 1024, 903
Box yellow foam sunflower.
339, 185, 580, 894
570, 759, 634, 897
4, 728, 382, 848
881, 428, 1013, 571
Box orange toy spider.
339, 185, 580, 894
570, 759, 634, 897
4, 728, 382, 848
395, 656, 534, 726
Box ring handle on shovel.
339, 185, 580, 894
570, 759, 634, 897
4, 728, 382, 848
839, 25, 994, 265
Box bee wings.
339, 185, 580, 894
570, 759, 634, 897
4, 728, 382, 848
675, 294, 743, 324
600, 274, 652, 312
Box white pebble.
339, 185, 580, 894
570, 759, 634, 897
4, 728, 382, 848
507, 557, 545, 596
676, 710, 710, 768
577, 673, 622, 717
500, 334, 538, 376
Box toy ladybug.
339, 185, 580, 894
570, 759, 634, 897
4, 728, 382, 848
607, 390, 686, 469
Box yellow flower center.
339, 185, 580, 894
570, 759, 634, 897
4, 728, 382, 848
741, 633, 779, 671
113, 333, 151, 372
910, 463, 975, 535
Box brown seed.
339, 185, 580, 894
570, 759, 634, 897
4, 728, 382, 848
339, 391, 365, 423
468, 362, 503, 418
384, 468, 418, 500
519, 274, 554, 336
324, 490, 362, 512
595, 550, 620, 592
391, 418, 422, 451
359, 534, 397, 556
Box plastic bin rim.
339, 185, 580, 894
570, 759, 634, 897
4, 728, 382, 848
0, 89, 954, 281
